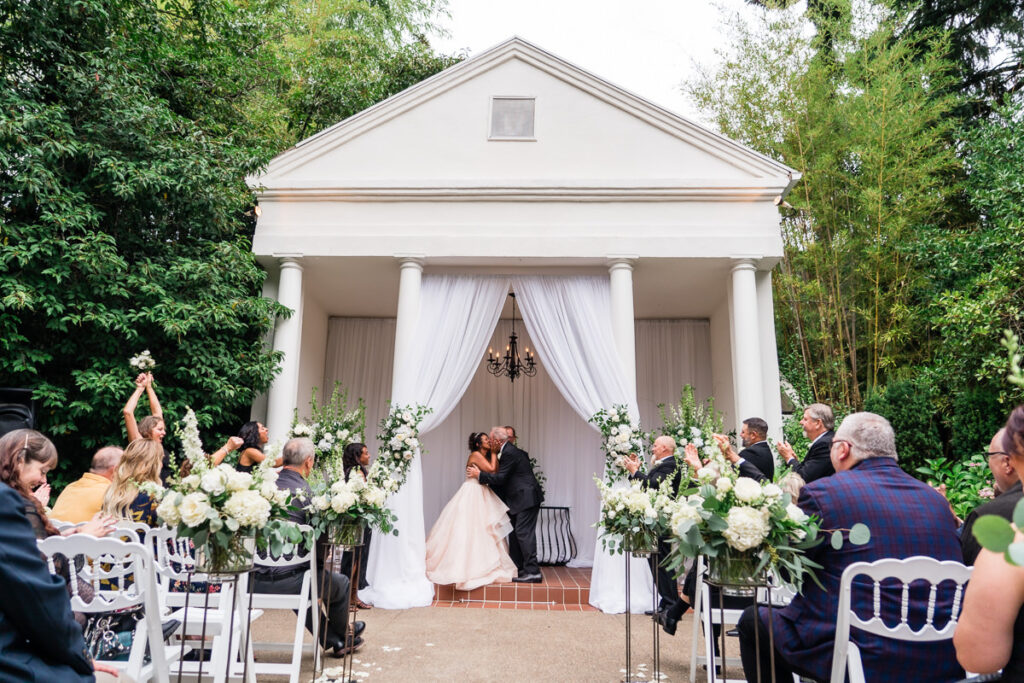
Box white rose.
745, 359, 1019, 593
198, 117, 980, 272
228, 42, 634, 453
696, 464, 720, 482
407, 437, 419, 449
763, 483, 783, 502
722, 506, 770, 551
786, 503, 809, 524
156, 495, 181, 526
200, 469, 226, 496
226, 470, 253, 492
404, 451, 413, 460
339, 429, 349, 440
181, 474, 200, 490
260, 482, 278, 500
608, 410, 619, 421
733, 477, 763, 504
179, 492, 211, 527
224, 489, 271, 527
610, 426, 619, 436
402, 411, 413, 422
715, 477, 733, 494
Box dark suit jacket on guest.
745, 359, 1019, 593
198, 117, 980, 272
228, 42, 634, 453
768, 457, 964, 682
739, 441, 774, 480
0, 482, 94, 683
478, 443, 543, 515
961, 480, 1024, 566
786, 430, 835, 483
629, 455, 684, 495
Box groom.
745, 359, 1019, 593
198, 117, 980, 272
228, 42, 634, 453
467, 425, 544, 583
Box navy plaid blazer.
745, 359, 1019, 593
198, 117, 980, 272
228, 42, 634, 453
768, 457, 964, 682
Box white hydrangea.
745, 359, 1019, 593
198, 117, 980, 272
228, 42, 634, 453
691, 426, 702, 438
317, 439, 332, 452
179, 492, 211, 527
200, 469, 226, 496
733, 477, 763, 504
311, 495, 331, 511
260, 482, 278, 500
715, 477, 733, 494
292, 423, 310, 436
273, 489, 289, 506
364, 487, 386, 507
763, 483, 783, 502
226, 470, 253, 492
224, 489, 271, 527
157, 495, 181, 526
722, 506, 770, 551
181, 474, 200, 491
330, 489, 358, 513
347, 475, 366, 492
672, 502, 701, 533
407, 437, 419, 450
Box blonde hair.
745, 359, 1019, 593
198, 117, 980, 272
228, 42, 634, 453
102, 438, 163, 519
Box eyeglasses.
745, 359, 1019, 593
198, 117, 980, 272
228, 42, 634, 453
988, 450, 1010, 458
831, 438, 852, 450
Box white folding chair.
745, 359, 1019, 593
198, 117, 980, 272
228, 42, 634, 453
830, 556, 973, 683
245, 524, 319, 683
52, 519, 85, 533
145, 525, 257, 683
689, 556, 746, 683
115, 519, 151, 542
38, 534, 177, 683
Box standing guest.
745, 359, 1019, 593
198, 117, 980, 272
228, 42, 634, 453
623, 435, 683, 614
340, 442, 373, 608
711, 417, 775, 481
737, 412, 964, 682
122, 372, 173, 482
234, 421, 282, 472
50, 446, 123, 524
955, 407, 1024, 677
101, 439, 166, 526
0, 430, 115, 540
0, 480, 123, 682
960, 427, 1020, 565
250, 437, 365, 656
778, 403, 835, 483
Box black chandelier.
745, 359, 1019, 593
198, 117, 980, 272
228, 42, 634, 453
486, 292, 537, 383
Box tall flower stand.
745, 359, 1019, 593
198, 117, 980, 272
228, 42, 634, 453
175, 531, 257, 683
704, 552, 775, 683
313, 520, 366, 683
621, 531, 661, 683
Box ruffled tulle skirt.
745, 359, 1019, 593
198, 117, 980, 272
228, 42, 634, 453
425, 479, 517, 590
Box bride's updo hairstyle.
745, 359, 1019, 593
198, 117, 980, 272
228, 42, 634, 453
468, 432, 486, 452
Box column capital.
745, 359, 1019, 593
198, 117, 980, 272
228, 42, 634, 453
607, 255, 638, 272
730, 257, 758, 274
276, 255, 304, 271
395, 254, 426, 271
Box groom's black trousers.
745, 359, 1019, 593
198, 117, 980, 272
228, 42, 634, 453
508, 505, 541, 576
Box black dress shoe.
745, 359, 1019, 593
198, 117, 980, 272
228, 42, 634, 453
644, 609, 655, 616
513, 573, 543, 583
656, 610, 678, 636
351, 621, 366, 638
330, 636, 363, 657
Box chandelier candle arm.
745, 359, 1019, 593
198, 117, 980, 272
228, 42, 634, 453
485, 292, 538, 383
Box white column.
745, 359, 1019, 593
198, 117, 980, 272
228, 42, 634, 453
730, 258, 765, 427
391, 256, 424, 397
266, 257, 304, 441
608, 256, 638, 402
756, 269, 784, 442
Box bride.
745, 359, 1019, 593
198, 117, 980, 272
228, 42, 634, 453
425, 431, 517, 590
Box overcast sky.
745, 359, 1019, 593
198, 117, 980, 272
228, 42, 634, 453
432, 0, 764, 124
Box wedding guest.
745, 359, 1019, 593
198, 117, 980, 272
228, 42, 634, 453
505, 425, 519, 446
624, 435, 683, 614
960, 427, 1021, 565
50, 446, 123, 523
101, 438, 165, 526
0, 430, 115, 540
777, 403, 835, 483
340, 442, 372, 608
122, 372, 173, 481
711, 417, 774, 481
737, 412, 963, 682
955, 407, 1024, 677
233, 421, 282, 471
250, 437, 365, 656
0, 480, 123, 682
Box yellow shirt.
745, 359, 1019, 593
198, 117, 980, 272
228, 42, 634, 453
50, 472, 111, 523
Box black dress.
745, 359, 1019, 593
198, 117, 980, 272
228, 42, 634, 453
340, 465, 372, 590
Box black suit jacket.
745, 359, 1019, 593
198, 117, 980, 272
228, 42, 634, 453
478, 442, 543, 515
629, 455, 684, 495
0, 483, 94, 683
739, 441, 774, 480
961, 481, 1024, 565
786, 431, 835, 483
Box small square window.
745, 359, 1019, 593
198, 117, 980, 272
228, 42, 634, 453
490, 97, 535, 139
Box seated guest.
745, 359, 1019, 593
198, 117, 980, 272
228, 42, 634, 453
737, 412, 963, 682
250, 437, 366, 657
102, 438, 165, 526
0, 480, 123, 682
955, 407, 1024, 677
960, 427, 1020, 565
0, 430, 115, 540
777, 403, 836, 483
51, 446, 123, 523
234, 421, 282, 472
711, 417, 774, 481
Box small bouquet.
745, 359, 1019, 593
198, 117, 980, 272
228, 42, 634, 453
289, 384, 365, 475
595, 476, 676, 554
307, 472, 398, 546
368, 403, 431, 493
129, 350, 156, 371
590, 404, 646, 484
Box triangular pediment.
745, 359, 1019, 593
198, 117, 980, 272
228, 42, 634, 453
251, 37, 798, 192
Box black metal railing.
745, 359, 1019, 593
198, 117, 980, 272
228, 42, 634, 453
537, 506, 577, 566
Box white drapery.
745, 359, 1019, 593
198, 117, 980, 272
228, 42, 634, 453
360, 275, 510, 608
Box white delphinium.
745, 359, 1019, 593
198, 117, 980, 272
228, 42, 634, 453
179, 492, 212, 527
722, 506, 771, 551
733, 477, 763, 504
224, 489, 272, 527
179, 408, 205, 465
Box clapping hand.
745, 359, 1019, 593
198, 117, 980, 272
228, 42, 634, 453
712, 433, 740, 463
777, 440, 796, 461
620, 453, 641, 474
32, 482, 51, 505
683, 443, 703, 471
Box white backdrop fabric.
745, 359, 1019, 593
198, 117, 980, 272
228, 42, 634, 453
323, 299, 712, 612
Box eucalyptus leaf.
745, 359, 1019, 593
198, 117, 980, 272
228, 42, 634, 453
831, 530, 843, 550
1013, 499, 1024, 531
849, 523, 871, 545
1007, 541, 1024, 567
974, 515, 1016, 553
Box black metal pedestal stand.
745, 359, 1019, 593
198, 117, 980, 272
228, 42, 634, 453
174, 570, 253, 683
622, 547, 661, 683
704, 575, 775, 683
312, 534, 364, 683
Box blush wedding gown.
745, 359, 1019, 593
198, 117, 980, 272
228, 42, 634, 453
425, 476, 518, 590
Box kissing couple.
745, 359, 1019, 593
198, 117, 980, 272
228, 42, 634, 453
425, 425, 545, 589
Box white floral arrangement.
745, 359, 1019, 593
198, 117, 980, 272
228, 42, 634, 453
367, 403, 431, 494
288, 384, 366, 476
129, 350, 155, 371
659, 385, 725, 463
595, 477, 676, 554
307, 471, 398, 538
666, 455, 868, 591
147, 408, 304, 557
589, 404, 646, 484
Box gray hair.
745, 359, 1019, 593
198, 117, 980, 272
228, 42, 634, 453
282, 437, 315, 467
90, 446, 123, 473
835, 412, 897, 463
490, 426, 508, 443
805, 403, 835, 431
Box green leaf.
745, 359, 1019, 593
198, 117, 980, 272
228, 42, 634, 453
831, 530, 843, 550
1012, 499, 1024, 531
973, 515, 1016, 553
849, 523, 871, 545
1007, 541, 1024, 567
